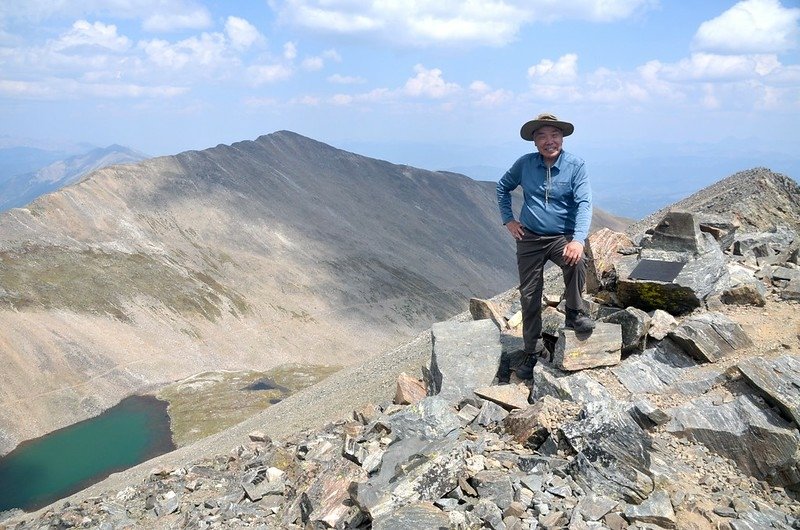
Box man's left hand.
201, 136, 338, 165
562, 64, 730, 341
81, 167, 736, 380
563, 241, 584, 266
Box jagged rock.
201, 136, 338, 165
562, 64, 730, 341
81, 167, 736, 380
371, 501, 450, 530
541, 306, 566, 338
553, 323, 622, 371
503, 396, 566, 448
352, 436, 467, 520
667, 394, 800, 487
585, 228, 635, 294
534, 363, 615, 404
698, 213, 740, 251
474, 383, 529, 410
473, 498, 506, 529
297, 456, 366, 527
600, 307, 650, 354
428, 319, 501, 403
395, 372, 427, 405
611, 339, 727, 396
623, 489, 676, 528
246, 430, 270, 444
507, 310, 523, 329
629, 398, 671, 428
474, 400, 510, 426
720, 263, 767, 306
640, 211, 706, 253
471, 470, 515, 510
617, 212, 730, 315
647, 309, 677, 340
154, 490, 179, 516
561, 402, 655, 503
384, 395, 461, 441
772, 266, 800, 282
668, 312, 753, 363
737, 355, 800, 426
733, 226, 797, 259
457, 402, 481, 424
469, 297, 509, 330
781, 278, 800, 301
573, 491, 619, 522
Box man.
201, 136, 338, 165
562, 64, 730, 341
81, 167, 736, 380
496, 112, 594, 380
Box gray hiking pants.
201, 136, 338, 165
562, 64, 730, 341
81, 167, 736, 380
516, 230, 586, 353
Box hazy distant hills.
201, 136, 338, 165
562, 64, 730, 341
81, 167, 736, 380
0, 144, 148, 212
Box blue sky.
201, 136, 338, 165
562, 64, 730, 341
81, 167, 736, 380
0, 0, 798, 215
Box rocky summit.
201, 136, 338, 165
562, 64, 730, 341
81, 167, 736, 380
2, 170, 799, 529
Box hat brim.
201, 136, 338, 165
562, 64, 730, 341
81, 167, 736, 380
520, 119, 574, 141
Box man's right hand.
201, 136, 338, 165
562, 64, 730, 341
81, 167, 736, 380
505, 220, 525, 240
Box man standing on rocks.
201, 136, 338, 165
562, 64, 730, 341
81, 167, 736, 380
497, 112, 595, 380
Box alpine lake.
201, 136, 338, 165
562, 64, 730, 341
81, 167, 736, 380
0, 363, 339, 513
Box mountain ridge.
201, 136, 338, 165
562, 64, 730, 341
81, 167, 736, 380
0, 144, 148, 212
0, 130, 531, 455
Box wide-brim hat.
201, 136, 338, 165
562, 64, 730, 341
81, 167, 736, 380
520, 113, 574, 141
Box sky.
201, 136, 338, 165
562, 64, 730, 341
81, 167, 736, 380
0, 0, 798, 215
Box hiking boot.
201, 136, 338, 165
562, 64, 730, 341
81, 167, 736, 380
565, 308, 595, 333
514, 342, 544, 380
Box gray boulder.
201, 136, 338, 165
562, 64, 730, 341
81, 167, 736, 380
617, 212, 730, 315
428, 319, 501, 403
600, 307, 651, 354
737, 355, 800, 426
561, 401, 655, 503
553, 323, 622, 371
667, 312, 753, 363
667, 394, 800, 487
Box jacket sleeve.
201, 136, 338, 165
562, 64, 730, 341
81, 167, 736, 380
496, 159, 522, 225
571, 162, 592, 243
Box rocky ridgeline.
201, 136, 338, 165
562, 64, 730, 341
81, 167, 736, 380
3, 208, 800, 530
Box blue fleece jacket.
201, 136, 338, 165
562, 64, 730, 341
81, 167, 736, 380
496, 150, 592, 243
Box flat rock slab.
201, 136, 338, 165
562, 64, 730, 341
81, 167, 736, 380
611, 340, 726, 396
667, 394, 800, 487
429, 319, 501, 403
534, 363, 614, 404
371, 502, 450, 530
737, 355, 800, 426
668, 312, 753, 363
554, 322, 622, 371
474, 383, 529, 410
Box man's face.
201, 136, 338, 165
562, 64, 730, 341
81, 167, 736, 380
533, 125, 563, 161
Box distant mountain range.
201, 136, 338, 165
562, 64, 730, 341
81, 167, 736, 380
0, 144, 149, 212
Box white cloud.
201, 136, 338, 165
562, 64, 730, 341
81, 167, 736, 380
143, 8, 212, 32
247, 63, 293, 85
283, 41, 297, 60
225, 16, 263, 50
52, 20, 131, 53
0, 78, 187, 99
650, 53, 782, 82
271, 0, 656, 47
527, 54, 579, 85
322, 49, 341, 62
693, 0, 800, 54
403, 64, 460, 98
302, 56, 323, 70
139, 32, 230, 70
469, 80, 512, 107
327, 73, 365, 84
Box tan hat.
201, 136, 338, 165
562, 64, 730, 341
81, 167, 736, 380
520, 112, 574, 141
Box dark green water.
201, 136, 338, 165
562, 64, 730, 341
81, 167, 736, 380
0, 395, 175, 513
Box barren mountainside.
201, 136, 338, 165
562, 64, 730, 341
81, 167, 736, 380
627, 167, 800, 237
0, 131, 526, 454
